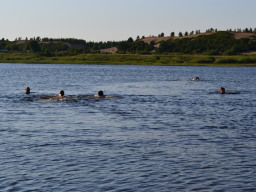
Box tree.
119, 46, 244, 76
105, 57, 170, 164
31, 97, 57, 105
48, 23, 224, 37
5, 43, 18, 51
170, 32, 175, 37
117, 41, 129, 53
157, 41, 170, 53
244, 28, 249, 32
156, 39, 175, 53
160, 32, 164, 37
150, 41, 156, 46
178, 32, 183, 37
92, 44, 100, 52
127, 37, 134, 43
24, 40, 40, 52
206, 28, 214, 32
195, 30, 201, 34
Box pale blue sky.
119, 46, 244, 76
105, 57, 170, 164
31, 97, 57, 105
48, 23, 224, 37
1, 0, 255, 42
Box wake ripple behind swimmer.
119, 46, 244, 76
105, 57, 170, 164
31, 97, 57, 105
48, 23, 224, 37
41, 95, 78, 102
78, 95, 122, 100
177, 78, 211, 82
177, 78, 199, 82
208, 90, 241, 94
41, 95, 122, 102
18, 95, 78, 102
18, 94, 122, 103
19, 95, 41, 102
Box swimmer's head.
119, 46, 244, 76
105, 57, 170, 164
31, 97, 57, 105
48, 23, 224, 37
98, 90, 104, 97
59, 90, 65, 97
220, 87, 225, 94
195, 77, 200, 80
25, 87, 30, 94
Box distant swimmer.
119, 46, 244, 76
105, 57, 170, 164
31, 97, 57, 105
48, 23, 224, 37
95, 90, 105, 98
94, 90, 115, 99
58, 90, 65, 98
25, 87, 31, 94
220, 87, 226, 94
218, 87, 240, 94
41, 90, 77, 102
44, 90, 65, 101
192, 77, 200, 81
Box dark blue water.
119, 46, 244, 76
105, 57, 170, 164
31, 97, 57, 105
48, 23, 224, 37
0, 63, 256, 191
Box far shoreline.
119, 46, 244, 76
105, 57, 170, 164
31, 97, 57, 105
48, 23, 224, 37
1, 53, 256, 67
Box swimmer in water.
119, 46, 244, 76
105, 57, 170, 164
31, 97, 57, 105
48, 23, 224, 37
195, 77, 200, 81
220, 87, 226, 94
58, 90, 65, 98
94, 90, 117, 99
25, 87, 30, 94
45, 90, 65, 101
42, 90, 77, 102
96, 90, 105, 98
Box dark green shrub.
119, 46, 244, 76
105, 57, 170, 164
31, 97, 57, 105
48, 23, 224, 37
239, 57, 256, 63
215, 58, 239, 63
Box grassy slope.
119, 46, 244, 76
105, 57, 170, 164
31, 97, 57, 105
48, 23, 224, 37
1, 53, 256, 67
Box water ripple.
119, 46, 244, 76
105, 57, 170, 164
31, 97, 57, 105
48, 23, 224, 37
0, 64, 256, 191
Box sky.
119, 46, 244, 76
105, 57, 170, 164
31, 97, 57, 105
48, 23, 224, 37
1, 0, 256, 42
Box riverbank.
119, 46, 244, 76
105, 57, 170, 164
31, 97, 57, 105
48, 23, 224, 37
1, 53, 256, 67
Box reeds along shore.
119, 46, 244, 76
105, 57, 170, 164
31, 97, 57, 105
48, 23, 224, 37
1, 53, 256, 67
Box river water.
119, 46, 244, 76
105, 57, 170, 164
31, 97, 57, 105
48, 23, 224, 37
0, 63, 255, 191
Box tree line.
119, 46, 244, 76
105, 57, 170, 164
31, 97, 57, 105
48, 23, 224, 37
116, 31, 256, 55
0, 37, 118, 56
1, 27, 256, 56
156, 31, 256, 55
155, 27, 256, 38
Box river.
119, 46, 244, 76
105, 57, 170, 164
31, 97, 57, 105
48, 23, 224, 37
0, 63, 255, 191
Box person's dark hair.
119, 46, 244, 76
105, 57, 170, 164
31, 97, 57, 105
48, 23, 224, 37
195, 77, 200, 80
98, 90, 104, 97
220, 87, 225, 94
59, 90, 65, 96
25, 87, 30, 94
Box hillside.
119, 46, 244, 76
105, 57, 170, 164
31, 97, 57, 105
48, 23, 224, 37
141, 32, 255, 48
115, 31, 256, 55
